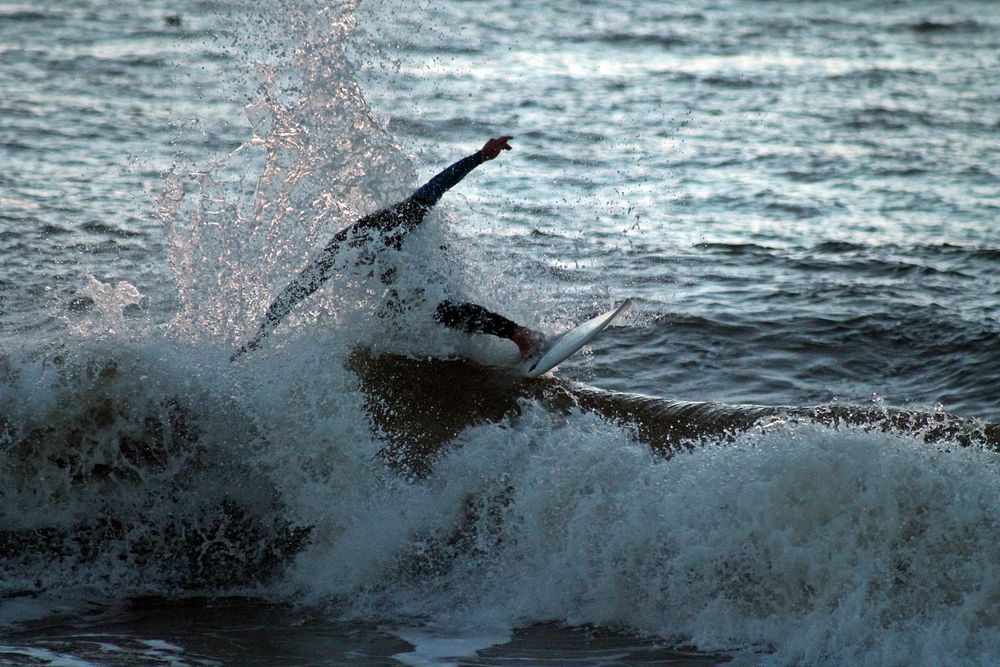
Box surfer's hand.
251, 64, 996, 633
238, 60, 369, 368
512, 326, 544, 359
480, 136, 512, 161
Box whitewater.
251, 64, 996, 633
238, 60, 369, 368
1, 0, 999, 664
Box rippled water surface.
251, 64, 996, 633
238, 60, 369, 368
2, 0, 999, 665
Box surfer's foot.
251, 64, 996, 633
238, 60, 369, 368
512, 326, 545, 359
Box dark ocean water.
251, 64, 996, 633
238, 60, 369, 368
2, 0, 999, 664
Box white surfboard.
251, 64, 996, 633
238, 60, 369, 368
520, 299, 632, 379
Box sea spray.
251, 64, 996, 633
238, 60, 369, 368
3, 1, 999, 665
0, 0, 519, 603
67, 277, 144, 338
160, 0, 415, 345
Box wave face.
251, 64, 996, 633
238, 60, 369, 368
4, 341, 1000, 665
2, 0, 1000, 664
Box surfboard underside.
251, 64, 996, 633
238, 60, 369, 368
520, 299, 632, 379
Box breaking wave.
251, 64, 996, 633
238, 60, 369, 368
3, 2, 1000, 665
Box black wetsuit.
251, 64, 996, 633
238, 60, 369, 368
233, 149, 519, 357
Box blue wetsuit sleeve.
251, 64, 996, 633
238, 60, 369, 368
409, 151, 487, 209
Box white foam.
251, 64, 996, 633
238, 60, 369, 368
4, 1, 999, 664
278, 404, 1000, 665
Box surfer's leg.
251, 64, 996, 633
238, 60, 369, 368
434, 300, 543, 358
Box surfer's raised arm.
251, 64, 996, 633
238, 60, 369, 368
232, 136, 516, 360
408, 136, 512, 211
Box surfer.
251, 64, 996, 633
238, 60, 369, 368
232, 136, 544, 360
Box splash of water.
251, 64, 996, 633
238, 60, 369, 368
5, 3, 1000, 665
161, 0, 415, 345
69, 276, 144, 337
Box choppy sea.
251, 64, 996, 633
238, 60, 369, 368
2, 0, 999, 664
